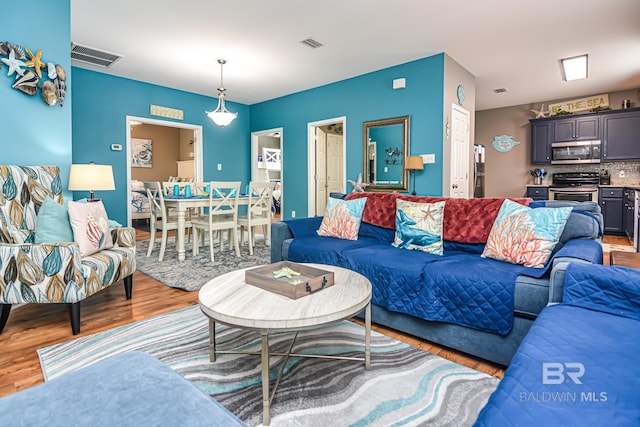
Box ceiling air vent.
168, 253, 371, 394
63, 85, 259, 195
300, 38, 324, 49
71, 43, 123, 68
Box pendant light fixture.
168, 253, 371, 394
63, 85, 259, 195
206, 59, 238, 127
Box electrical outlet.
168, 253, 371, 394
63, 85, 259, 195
291, 210, 296, 218
217, 163, 222, 171
619, 170, 626, 178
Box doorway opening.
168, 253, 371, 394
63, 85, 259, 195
126, 116, 203, 227
307, 117, 346, 216
251, 128, 283, 220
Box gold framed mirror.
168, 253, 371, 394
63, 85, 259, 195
362, 115, 410, 191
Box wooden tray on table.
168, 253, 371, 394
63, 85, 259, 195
245, 261, 335, 299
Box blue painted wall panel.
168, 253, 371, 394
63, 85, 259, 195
0, 0, 72, 186
72, 68, 250, 224
250, 54, 445, 218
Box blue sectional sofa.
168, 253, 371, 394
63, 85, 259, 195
475, 263, 640, 425
271, 193, 603, 365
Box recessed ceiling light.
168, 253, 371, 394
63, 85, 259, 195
561, 54, 588, 81
493, 88, 507, 93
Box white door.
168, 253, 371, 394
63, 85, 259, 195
450, 104, 470, 198
326, 133, 343, 196
315, 128, 328, 215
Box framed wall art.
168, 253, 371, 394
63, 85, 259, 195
131, 138, 153, 168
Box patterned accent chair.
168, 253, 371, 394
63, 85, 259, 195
0, 166, 136, 335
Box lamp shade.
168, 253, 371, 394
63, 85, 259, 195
69, 163, 115, 198
406, 156, 424, 171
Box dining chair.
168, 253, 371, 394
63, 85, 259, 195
191, 181, 241, 262
238, 181, 274, 255
162, 181, 193, 197
144, 181, 192, 261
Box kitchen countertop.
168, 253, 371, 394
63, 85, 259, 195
525, 184, 640, 190
599, 184, 640, 191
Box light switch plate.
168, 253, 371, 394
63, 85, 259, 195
217, 163, 222, 171
421, 154, 436, 164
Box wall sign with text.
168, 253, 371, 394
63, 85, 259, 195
549, 94, 609, 115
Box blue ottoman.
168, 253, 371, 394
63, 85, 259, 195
0, 351, 246, 427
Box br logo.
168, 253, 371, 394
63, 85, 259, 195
542, 362, 585, 385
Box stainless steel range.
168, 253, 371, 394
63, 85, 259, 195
548, 172, 599, 202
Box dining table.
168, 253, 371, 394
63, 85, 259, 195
162, 194, 249, 261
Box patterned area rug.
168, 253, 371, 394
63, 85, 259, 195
136, 237, 270, 291
38, 306, 498, 427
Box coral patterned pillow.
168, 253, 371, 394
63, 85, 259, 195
393, 199, 445, 255
317, 197, 367, 240
68, 200, 114, 257
481, 199, 572, 268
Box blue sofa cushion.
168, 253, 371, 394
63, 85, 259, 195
343, 244, 525, 335
342, 242, 436, 308
287, 236, 378, 267
0, 351, 246, 427
475, 304, 640, 426
529, 200, 603, 243
359, 221, 395, 242
563, 263, 640, 321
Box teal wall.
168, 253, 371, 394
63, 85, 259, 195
250, 54, 445, 219
72, 68, 250, 224
0, 0, 72, 181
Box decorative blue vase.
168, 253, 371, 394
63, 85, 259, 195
184, 184, 192, 198
173, 184, 180, 196
204, 184, 210, 195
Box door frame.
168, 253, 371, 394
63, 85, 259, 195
307, 116, 347, 216
448, 104, 471, 198
251, 127, 284, 215
125, 115, 203, 226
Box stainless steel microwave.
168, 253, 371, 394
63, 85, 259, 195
551, 140, 601, 164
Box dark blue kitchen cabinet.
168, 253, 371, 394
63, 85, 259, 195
602, 108, 640, 162
599, 187, 624, 235
552, 116, 599, 142
526, 186, 548, 201
530, 120, 551, 164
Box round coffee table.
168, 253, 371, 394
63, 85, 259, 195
198, 263, 372, 426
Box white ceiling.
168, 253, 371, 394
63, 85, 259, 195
71, 0, 640, 111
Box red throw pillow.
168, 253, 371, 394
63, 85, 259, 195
345, 192, 531, 244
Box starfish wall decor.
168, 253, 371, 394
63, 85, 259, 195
0, 40, 67, 106
530, 104, 549, 119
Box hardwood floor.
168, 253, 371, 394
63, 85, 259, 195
0, 232, 629, 397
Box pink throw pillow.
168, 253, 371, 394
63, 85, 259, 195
68, 200, 114, 257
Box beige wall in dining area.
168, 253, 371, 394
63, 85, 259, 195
131, 124, 181, 182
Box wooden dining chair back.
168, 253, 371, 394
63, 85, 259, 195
144, 181, 192, 261
191, 181, 241, 262
238, 181, 274, 255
